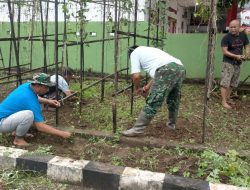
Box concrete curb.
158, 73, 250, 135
0, 146, 249, 190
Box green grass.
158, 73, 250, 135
0, 169, 74, 190
71, 80, 144, 132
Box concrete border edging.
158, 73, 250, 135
0, 146, 249, 190
0, 146, 27, 169
48, 156, 89, 184
119, 167, 166, 190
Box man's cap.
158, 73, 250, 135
30, 73, 55, 87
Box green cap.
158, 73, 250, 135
30, 73, 55, 87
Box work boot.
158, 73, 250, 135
122, 111, 151, 137
166, 112, 177, 129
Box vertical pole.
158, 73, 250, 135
156, 1, 160, 47
7, 0, 22, 85
126, 13, 131, 83
8, 40, 12, 76
55, 0, 59, 125
127, 9, 134, 115
29, 0, 36, 70
0, 48, 5, 68
17, 1, 21, 62
112, 0, 119, 133
130, 0, 138, 115
101, 0, 106, 102
202, 0, 217, 143
133, 0, 138, 45
40, 0, 48, 73
79, 2, 85, 114
147, 0, 152, 47
16, 1, 21, 86
45, 1, 49, 71
160, 1, 166, 49
62, 0, 68, 68
66, 45, 69, 67
126, 12, 134, 115
145, 0, 152, 84
8, 2, 15, 76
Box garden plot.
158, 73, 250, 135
0, 80, 249, 187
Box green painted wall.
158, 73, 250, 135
1, 22, 250, 81
165, 33, 250, 81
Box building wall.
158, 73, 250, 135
166, 0, 189, 33
176, 5, 188, 33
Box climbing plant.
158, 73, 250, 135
61, 0, 91, 43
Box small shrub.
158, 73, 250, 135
197, 149, 250, 187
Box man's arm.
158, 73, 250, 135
35, 122, 71, 138
143, 80, 153, 92
38, 96, 61, 107
132, 73, 141, 91
132, 73, 153, 98
64, 90, 72, 97
61, 90, 78, 102
222, 47, 244, 61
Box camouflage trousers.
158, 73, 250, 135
220, 62, 240, 88
143, 62, 185, 118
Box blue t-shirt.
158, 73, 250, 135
0, 83, 44, 122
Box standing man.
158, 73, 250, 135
122, 46, 185, 137
220, 19, 250, 109
0, 73, 71, 147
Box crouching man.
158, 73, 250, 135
0, 73, 71, 147
122, 46, 185, 137
43, 67, 77, 101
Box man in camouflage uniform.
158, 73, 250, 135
122, 45, 185, 137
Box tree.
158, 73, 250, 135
195, 0, 250, 24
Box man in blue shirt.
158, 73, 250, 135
0, 73, 71, 147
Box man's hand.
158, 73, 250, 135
48, 99, 61, 107
136, 87, 149, 98
136, 88, 144, 95
35, 122, 72, 138
235, 54, 246, 61
61, 131, 71, 138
